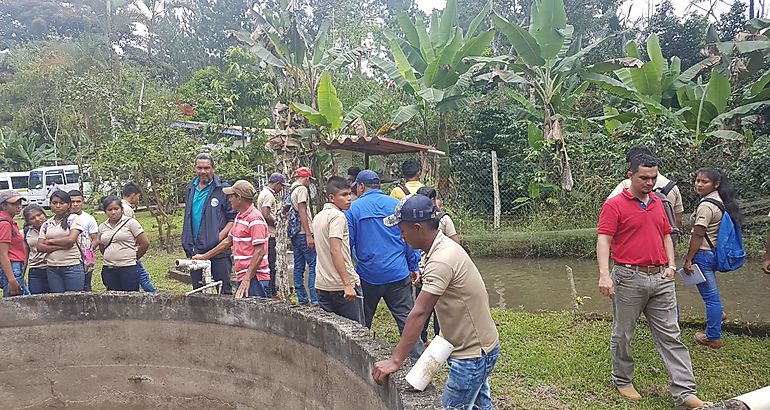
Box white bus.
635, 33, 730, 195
27, 165, 91, 207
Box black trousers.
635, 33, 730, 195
318, 286, 365, 325
267, 237, 277, 296
190, 256, 233, 294
361, 276, 425, 358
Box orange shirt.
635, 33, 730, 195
229, 205, 270, 282
0, 211, 26, 262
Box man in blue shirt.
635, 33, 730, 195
347, 170, 423, 357
182, 153, 237, 294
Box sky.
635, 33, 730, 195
415, 0, 734, 21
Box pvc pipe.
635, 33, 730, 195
735, 386, 770, 410
185, 281, 223, 296
405, 335, 454, 391
175, 259, 217, 294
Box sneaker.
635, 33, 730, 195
694, 332, 721, 349
616, 385, 642, 401
677, 396, 710, 409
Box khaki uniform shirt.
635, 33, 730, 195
312, 203, 360, 291
439, 214, 458, 238
421, 231, 499, 359
99, 216, 144, 267
608, 173, 684, 214
121, 199, 135, 218
691, 191, 722, 251
39, 214, 84, 267
290, 183, 312, 234
256, 187, 278, 237
25, 227, 46, 269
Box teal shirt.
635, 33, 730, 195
191, 177, 213, 241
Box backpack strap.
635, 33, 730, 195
399, 183, 410, 196
104, 218, 133, 251
287, 184, 304, 210
697, 198, 725, 250
0, 218, 16, 237
656, 180, 677, 196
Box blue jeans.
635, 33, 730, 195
259, 280, 270, 296
28, 267, 49, 294
442, 344, 500, 410
47, 265, 86, 293
238, 277, 267, 298
137, 260, 156, 292
318, 286, 366, 325
0, 261, 30, 297
291, 234, 317, 305
694, 250, 722, 340
102, 265, 141, 291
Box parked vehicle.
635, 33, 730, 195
27, 165, 90, 207
0, 171, 31, 201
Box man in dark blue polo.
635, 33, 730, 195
182, 153, 236, 294
347, 169, 423, 357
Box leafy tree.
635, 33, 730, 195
93, 99, 198, 252
717, 1, 749, 41
179, 47, 276, 128
0, 129, 55, 170
646, 1, 708, 70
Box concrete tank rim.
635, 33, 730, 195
0, 292, 443, 410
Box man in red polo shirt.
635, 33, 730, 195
193, 180, 269, 298
597, 154, 706, 409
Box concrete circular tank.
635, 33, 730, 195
0, 293, 442, 410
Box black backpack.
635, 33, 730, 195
652, 180, 680, 243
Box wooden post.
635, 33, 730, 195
491, 150, 501, 229
566, 265, 579, 310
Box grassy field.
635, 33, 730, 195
88, 209, 770, 409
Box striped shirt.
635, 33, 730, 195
229, 205, 270, 282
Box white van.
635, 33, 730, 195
0, 171, 31, 201
27, 165, 91, 207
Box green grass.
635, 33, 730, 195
371, 308, 770, 409
88, 208, 770, 408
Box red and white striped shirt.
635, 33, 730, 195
229, 205, 270, 282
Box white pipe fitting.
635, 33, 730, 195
175, 259, 216, 294
734, 386, 770, 410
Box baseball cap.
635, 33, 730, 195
353, 169, 380, 187
0, 190, 26, 205
293, 167, 315, 180
223, 180, 256, 199
383, 194, 437, 227
268, 173, 289, 185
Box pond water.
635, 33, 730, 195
476, 257, 770, 322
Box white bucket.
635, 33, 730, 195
735, 386, 770, 410
404, 335, 454, 391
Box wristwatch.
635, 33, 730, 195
667, 265, 677, 271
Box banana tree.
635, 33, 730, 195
227, 0, 363, 106
584, 33, 721, 129
289, 71, 378, 140
487, 0, 639, 190
369, 0, 494, 142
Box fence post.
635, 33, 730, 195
491, 150, 500, 229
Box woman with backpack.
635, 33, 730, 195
684, 168, 743, 349
36, 190, 86, 293
0, 190, 30, 297
98, 196, 149, 291
23, 204, 49, 294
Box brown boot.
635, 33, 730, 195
677, 396, 710, 409
616, 385, 642, 401
694, 332, 721, 349
721, 312, 727, 322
